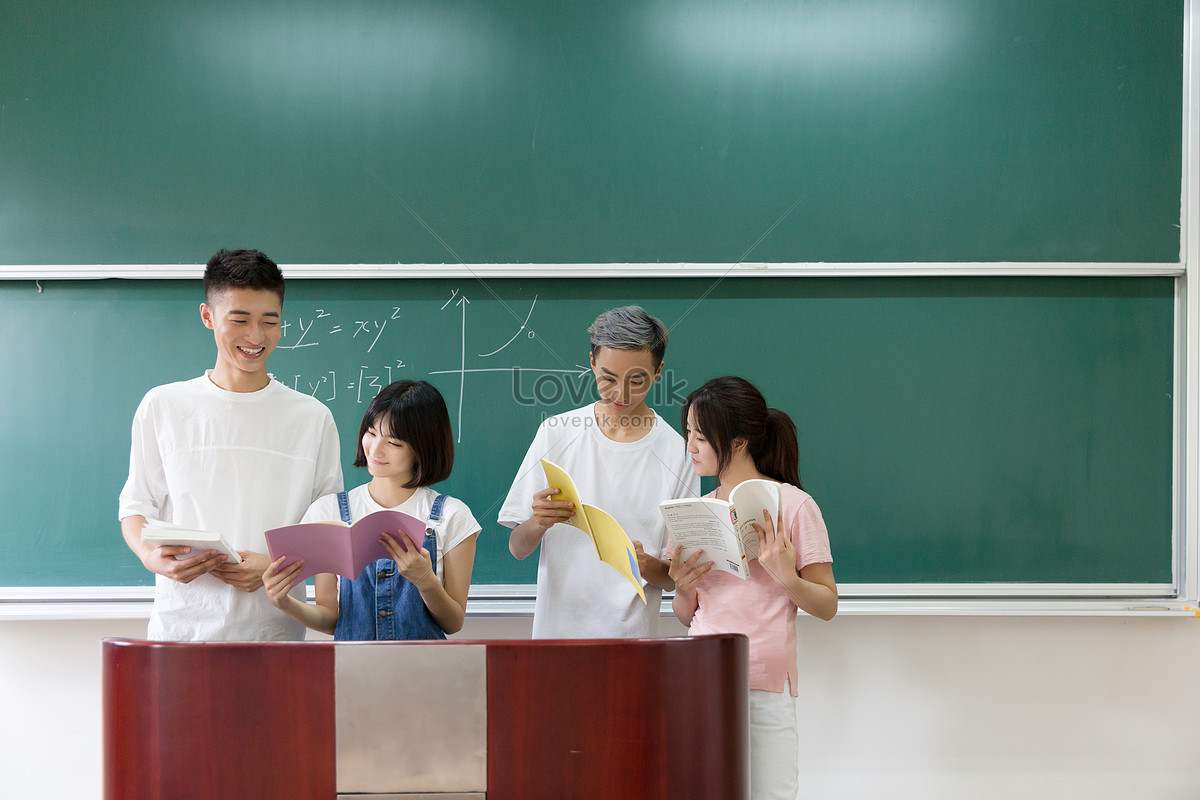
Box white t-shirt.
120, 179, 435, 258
301, 484, 480, 586
499, 403, 699, 638
119, 373, 343, 641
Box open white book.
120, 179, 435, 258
659, 479, 781, 580
140, 524, 242, 564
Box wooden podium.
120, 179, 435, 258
103, 635, 748, 799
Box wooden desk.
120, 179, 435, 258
103, 635, 748, 799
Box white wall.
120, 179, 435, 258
2, 613, 1197, 799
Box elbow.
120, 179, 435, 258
671, 597, 696, 627
818, 595, 838, 622
506, 526, 528, 560
313, 608, 338, 636
801, 591, 838, 622
508, 531, 537, 561
442, 612, 466, 635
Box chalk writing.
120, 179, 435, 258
271, 291, 590, 441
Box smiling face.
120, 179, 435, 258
590, 346, 662, 418
360, 417, 417, 485
685, 407, 720, 478
200, 287, 283, 392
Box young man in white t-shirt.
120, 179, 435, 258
118, 249, 343, 641
499, 306, 699, 638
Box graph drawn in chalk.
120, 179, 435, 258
440, 293, 471, 440
431, 292, 600, 442
274, 297, 597, 443
478, 295, 537, 358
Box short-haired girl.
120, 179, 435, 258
264, 380, 480, 639
669, 376, 837, 800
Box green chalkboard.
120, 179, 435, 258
0, 276, 1175, 589
0, 0, 1184, 265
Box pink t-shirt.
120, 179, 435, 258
674, 482, 832, 696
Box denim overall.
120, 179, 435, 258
333, 491, 448, 641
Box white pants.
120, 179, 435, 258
749, 686, 799, 800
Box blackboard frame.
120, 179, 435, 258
0, 263, 1186, 280
0, 268, 1188, 617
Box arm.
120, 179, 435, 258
667, 546, 714, 626
507, 486, 575, 560
119, 397, 229, 582
755, 511, 838, 621
382, 533, 478, 635
263, 557, 339, 635
633, 541, 674, 591
121, 514, 227, 583
793, 561, 838, 621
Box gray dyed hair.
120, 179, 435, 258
588, 305, 668, 367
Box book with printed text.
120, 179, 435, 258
659, 479, 782, 580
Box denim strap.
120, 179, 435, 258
428, 493, 446, 520
336, 491, 351, 524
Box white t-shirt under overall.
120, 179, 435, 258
499, 403, 699, 639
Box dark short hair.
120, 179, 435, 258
204, 249, 285, 304
354, 380, 454, 488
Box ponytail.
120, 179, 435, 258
750, 408, 801, 488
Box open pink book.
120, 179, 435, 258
265, 509, 427, 583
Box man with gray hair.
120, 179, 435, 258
500, 305, 699, 638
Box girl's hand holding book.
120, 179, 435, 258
753, 510, 798, 588
380, 532, 435, 587
669, 546, 713, 597
263, 555, 304, 609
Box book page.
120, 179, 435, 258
582, 504, 646, 603
540, 458, 594, 537
728, 479, 782, 560
659, 499, 748, 579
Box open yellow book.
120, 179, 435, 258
541, 459, 645, 603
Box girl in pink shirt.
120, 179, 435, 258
669, 376, 838, 800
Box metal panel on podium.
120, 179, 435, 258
103, 635, 748, 799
